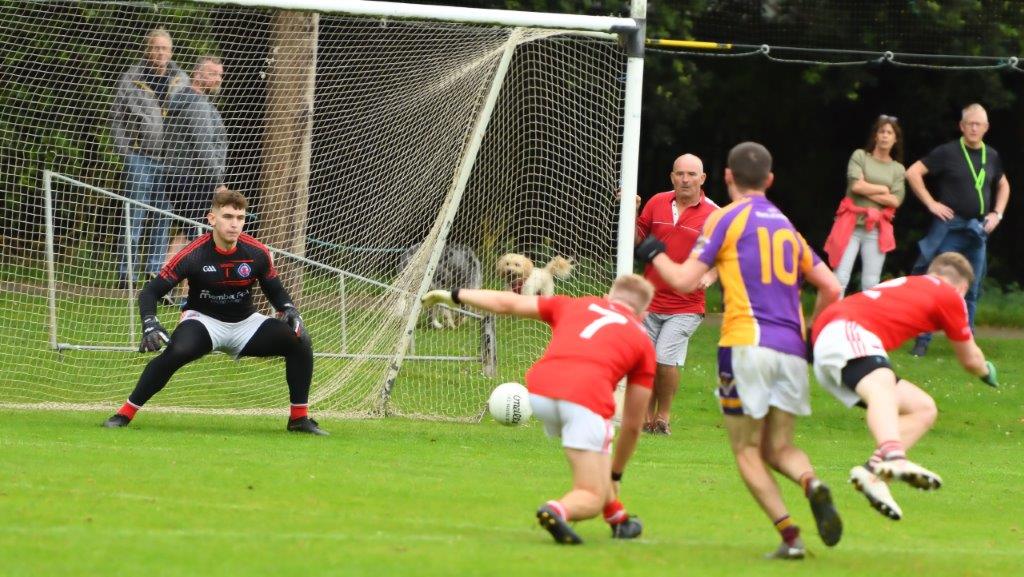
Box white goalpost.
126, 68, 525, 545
0, 0, 646, 421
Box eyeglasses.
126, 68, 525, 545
879, 114, 899, 123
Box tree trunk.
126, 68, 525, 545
261, 11, 316, 303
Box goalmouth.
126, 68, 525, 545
0, 0, 646, 421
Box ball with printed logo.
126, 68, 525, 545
488, 382, 531, 426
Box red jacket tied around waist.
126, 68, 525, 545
824, 197, 896, 268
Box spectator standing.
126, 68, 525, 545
111, 27, 189, 285
633, 154, 718, 435
904, 103, 1010, 356
824, 115, 906, 294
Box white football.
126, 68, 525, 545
488, 382, 532, 426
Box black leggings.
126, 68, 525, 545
128, 318, 314, 407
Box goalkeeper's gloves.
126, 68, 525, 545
980, 360, 1000, 388
421, 289, 462, 308
634, 236, 666, 264
139, 315, 169, 353
278, 304, 305, 340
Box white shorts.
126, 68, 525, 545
716, 346, 810, 419
644, 312, 703, 366
179, 310, 270, 357
813, 319, 888, 408
529, 394, 614, 454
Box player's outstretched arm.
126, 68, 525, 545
654, 254, 709, 295
422, 289, 541, 320
258, 277, 308, 341
804, 262, 842, 324
138, 274, 177, 320
699, 266, 719, 290
636, 233, 710, 293
611, 384, 652, 481
950, 338, 999, 386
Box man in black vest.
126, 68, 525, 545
904, 103, 1011, 356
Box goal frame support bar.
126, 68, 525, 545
377, 29, 521, 416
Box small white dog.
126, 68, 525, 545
495, 253, 573, 296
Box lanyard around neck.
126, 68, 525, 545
959, 137, 987, 213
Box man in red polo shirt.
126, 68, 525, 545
635, 153, 719, 434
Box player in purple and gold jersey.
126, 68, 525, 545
637, 142, 844, 559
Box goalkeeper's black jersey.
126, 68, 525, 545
150, 232, 291, 322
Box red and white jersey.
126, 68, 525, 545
812, 275, 972, 351
527, 296, 656, 419
636, 191, 718, 314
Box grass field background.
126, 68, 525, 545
1, 328, 1021, 577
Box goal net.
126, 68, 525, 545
0, 0, 631, 420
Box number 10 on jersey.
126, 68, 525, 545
757, 226, 799, 286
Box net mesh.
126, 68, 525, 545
0, 1, 627, 420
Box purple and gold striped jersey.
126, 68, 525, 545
692, 195, 820, 357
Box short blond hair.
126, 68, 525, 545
146, 27, 172, 47
927, 252, 974, 286
609, 274, 655, 314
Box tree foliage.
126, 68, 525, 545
2, 0, 1022, 285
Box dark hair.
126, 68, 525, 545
211, 189, 247, 211
727, 142, 772, 189
864, 115, 904, 164
194, 54, 222, 73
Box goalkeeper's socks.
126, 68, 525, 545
774, 515, 800, 546
546, 500, 569, 521
116, 400, 140, 420
868, 440, 906, 470
603, 499, 627, 525
290, 404, 309, 420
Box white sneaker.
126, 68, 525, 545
764, 536, 806, 560
850, 465, 903, 521
873, 458, 943, 490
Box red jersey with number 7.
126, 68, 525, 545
811, 275, 972, 350
527, 296, 656, 418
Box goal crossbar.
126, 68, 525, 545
197, 0, 640, 33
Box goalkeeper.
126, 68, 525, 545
103, 189, 326, 435
423, 275, 656, 545
810, 252, 998, 521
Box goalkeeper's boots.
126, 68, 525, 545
610, 516, 643, 539
873, 457, 942, 490
536, 505, 583, 545
806, 479, 842, 547
287, 416, 329, 436
850, 465, 903, 521
103, 413, 131, 428
765, 536, 806, 560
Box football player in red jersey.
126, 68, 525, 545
423, 275, 656, 544
811, 252, 998, 520
103, 189, 326, 435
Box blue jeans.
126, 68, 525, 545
118, 154, 170, 279
912, 217, 987, 345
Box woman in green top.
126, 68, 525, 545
831, 115, 906, 294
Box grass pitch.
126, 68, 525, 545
1, 331, 1021, 577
